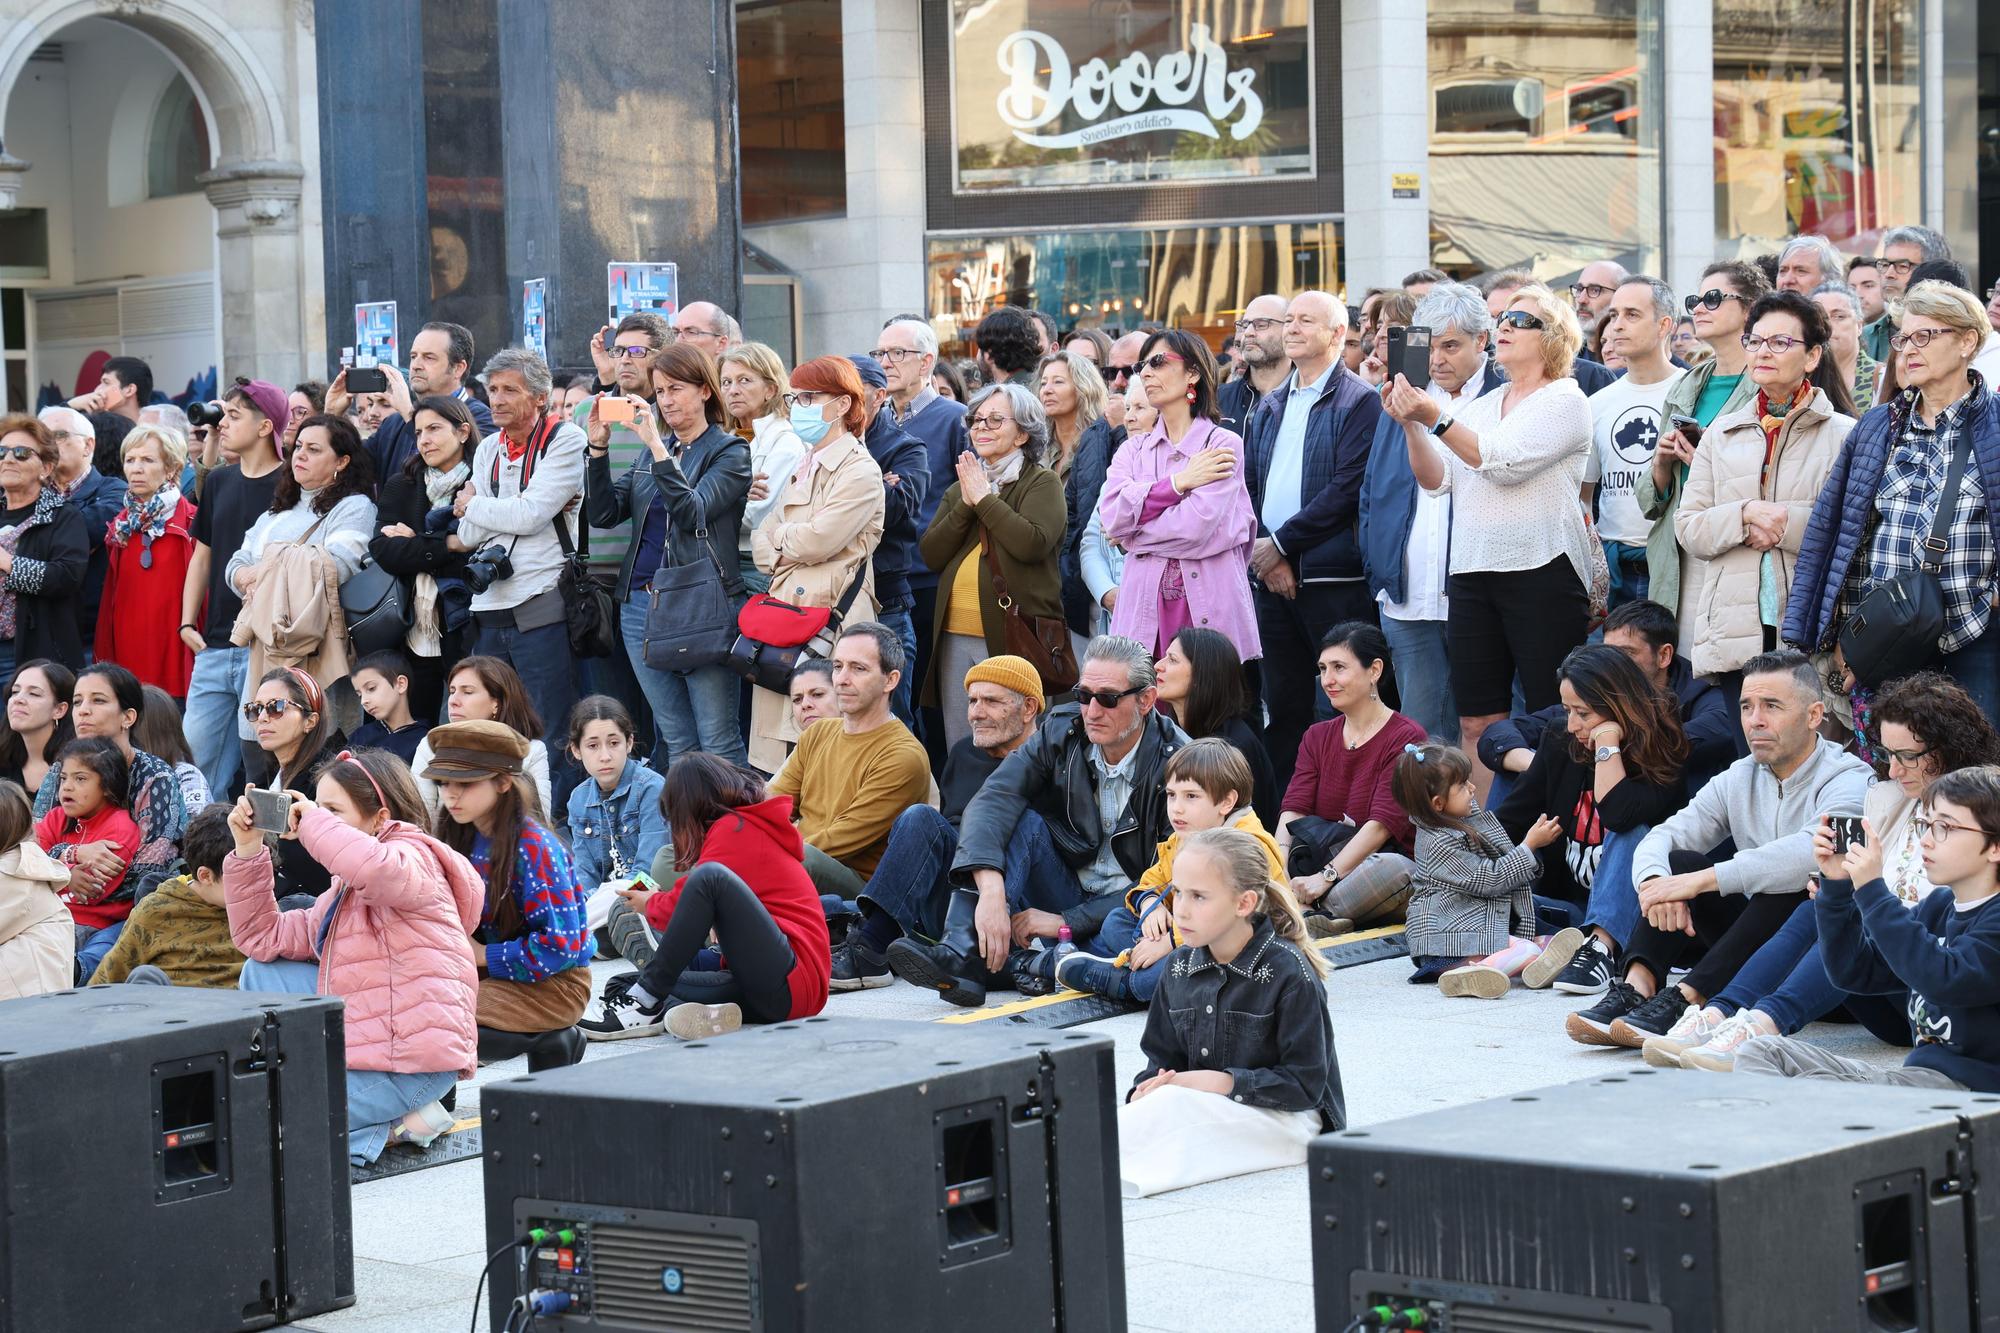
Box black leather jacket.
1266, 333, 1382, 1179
1134, 916, 1346, 1129
585, 423, 750, 600
950, 703, 1187, 935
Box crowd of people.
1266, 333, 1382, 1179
1, 221, 1998, 1195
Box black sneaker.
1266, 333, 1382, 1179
1565, 980, 1645, 1047
576, 980, 666, 1041
1549, 937, 1615, 995
607, 903, 660, 970
829, 937, 892, 992
1609, 987, 1691, 1049
885, 938, 987, 1008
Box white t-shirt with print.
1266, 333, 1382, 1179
1583, 368, 1685, 545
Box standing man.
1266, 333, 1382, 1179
1570, 260, 1630, 345
846, 355, 929, 729
1242, 290, 1384, 782
1775, 235, 1842, 294
1847, 256, 1886, 326
1104, 330, 1149, 422
452, 349, 588, 801
672, 302, 740, 356
975, 307, 1043, 387
328, 320, 492, 480
1585, 276, 1685, 608
1218, 294, 1291, 433
179, 378, 288, 795
1863, 225, 1953, 361
38, 407, 123, 651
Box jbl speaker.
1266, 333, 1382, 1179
1312, 1070, 2000, 1332
0, 984, 353, 1331
481, 1016, 1125, 1332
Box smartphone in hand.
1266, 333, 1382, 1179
1830, 816, 1867, 855
599, 397, 637, 424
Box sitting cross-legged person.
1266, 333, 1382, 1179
886, 635, 1189, 1008
1038, 738, 1284, 1003
1732, 767, 2000, 1091
90, 803, 247, 987
1650, 672, 2000, 1069
1566, 650, 1872, 1049
831, 654, 1043, 990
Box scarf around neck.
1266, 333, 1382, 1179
109, 484, 181, 551
981, 448, 1026, 490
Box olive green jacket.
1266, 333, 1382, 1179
1634, 359, 1758, 616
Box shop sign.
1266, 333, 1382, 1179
994, 25, 1264, 149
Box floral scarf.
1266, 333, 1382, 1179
108, 484, 181, 560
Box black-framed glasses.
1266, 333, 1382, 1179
1495, 310, 1546, 331
612, 344, 654, 359
868, 347, 922, 363
1879, 258, 1919, 276
1684, 289, 1750, 313
1569, 282, 1616, 303
0, 446, 36, 463
1072, 684, 1144, 710
1915, 816, 1994, 843
242, 699, 301, 722
1882, 743, 1934, 767
1141, 352, 1185, 371
1889, 328, 1955, 351
1234, 317, 1282, 334
1741, 334, 1806, 353
782, 391, 831, 411
967, 412, 1015, 431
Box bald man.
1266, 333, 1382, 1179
673, 301, 739, 357
1571, 260, 1629, 334
1105, 330, 1148, 403
1218, 294, 1291, 432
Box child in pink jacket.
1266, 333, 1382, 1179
224, 748, 484, 1165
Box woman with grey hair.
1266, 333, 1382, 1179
1812, 281, 1878, 412
917, 380, 1066, 744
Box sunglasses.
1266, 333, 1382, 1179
1494, 310, 1546, 331
1072, 684, 1144, 710
0, 446, 37, 463
242, 699, 307, 722
1684, 289, 1750, 313
1140, 352, 1186, 371
1106, 363, 1138, 380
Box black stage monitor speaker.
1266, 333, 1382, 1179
481, 1016, 1125, 1332
0, 984, 353, 1332
1312, 1070, 2000, 1332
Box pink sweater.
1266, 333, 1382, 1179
225, 807, 484, 1077
1280, 712, 1427, 853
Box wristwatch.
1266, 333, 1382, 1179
1595, 744, 1622, 764
1430, 413, 1455, 438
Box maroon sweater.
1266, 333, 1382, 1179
1280, 712, 1426, 853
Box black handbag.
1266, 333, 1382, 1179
340, 556, 408, 658
643, 530, 735, 672
555, 514, 617, 659
1839, 430, 1971, 688
725, 565, 868, 694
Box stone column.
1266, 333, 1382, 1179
202, 160, 308, 386
1659, 0, 1715, 302
1339, 0, 1430, 293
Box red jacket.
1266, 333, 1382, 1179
643, 795, 830, 1019
94, 495, 198, 696
34, 803, 143, 928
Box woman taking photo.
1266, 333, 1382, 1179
719, 343, 806, 595
0, 659, 72, 794
29, 662, 186, 903
1278, 622, 1425, 930
1098, 329, 1260, 660
1676, 291, 1855, 714
748, 356, 886, 773
243, 666, 346, 900
410, 656, 552, 819
587, 343, 751, 767
94, 424, 198, 697
1787, 280, 2000, 722
0, 414, 89, 677
579, 753, 830, 1041
1381, 284, 1593, 789
224, 747, 483, 1163
425, 719, 592, 1068
1153, 626, 1278, 827
917, 382, 1065, 747
370, 395, 480, 723
1036, 350, 1114, 643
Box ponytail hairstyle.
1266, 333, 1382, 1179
1392, 741, 1494, 854
1177, 827, 1329, 979
319, 747, 427, 828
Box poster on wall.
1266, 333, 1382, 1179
949, 0, 1314, 193
607, 262, 679, 324
353, 301, 399, 367
522, 279, 548, 360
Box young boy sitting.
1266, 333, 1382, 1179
348, 650, 429, 764
1734, 767, 2000, 1091
1022, 738, 1285, 1003
89, 804, 246, 988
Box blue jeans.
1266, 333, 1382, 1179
1083, 902, 1168, 1001
472, 618, 579, 803
1943, 633, 2000, 728
1710, 901, 1909, 1043
240, 957, 458, 1164
1605, 540, 1649, 609
859, 805, 959, 939
619, 589, 745, 768
999, 809, 1089, 919
1581, 825, 1645, 947
879, 604, 918, 731
186, 644, 251, 797
1380, 615, 1458, 744
75, 921, 125, 984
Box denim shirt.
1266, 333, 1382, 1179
563, 758, 669, 888
1132, 916, 1345, 1129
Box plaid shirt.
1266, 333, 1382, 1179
1837, 382, 1995, 655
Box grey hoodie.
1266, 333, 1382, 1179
1632, 736, 1873, 896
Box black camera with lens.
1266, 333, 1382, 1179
462, 544, 513, 593
186, 400, 226, 429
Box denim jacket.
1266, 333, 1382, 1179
1132, 916, 1345, 1129
563, 759, 669, 888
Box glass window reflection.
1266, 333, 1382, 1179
737, 0, 848, 225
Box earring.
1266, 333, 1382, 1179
1185, 383, 1198, 404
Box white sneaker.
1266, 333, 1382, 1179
1640, 1005, 1724, 1068
1681, 1011, 1771, 1072
1438, 964, 1510, 1000
576, 981, 666, 1041
666, 1002, 742, 1040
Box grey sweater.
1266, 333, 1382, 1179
1632, 737, 1872, 896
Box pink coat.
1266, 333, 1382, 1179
1099, 416, 1262, 657
225, 807, 484, 1077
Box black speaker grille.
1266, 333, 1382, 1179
590, 1224, 758, 1332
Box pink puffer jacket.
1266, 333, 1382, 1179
225, 807, 484, 1077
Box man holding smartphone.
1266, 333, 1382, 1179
327, 321, 492, 478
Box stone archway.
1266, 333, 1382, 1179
0, 0, 323, 384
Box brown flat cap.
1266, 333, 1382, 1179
420, 719, 530, 780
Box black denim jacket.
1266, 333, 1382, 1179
1131, 916, 1346, 1130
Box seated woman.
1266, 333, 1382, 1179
135, 684, 210, 816
410, 657, 553, 820
223, 748, 482, 1165
1495, 644, 1689, 988
0, 659, 73, 794
1649, 672, 2000, 1070
578, 753, 830, 1041
1277, 622, 1425, 931
1153, 627, 1278, 828
242, 667, 346, 901
425, 719, 592, 1068
564, 695, 668, 891
0, 780, 73, 998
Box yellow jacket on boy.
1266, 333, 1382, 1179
1123, 808, 1286, 948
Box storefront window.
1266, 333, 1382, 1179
1713, 0, 1922, 256
925, 221, 1341, 353
1427, 0, 1664, 279
737, 0, 847, 225
948, 0, 1314, 193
